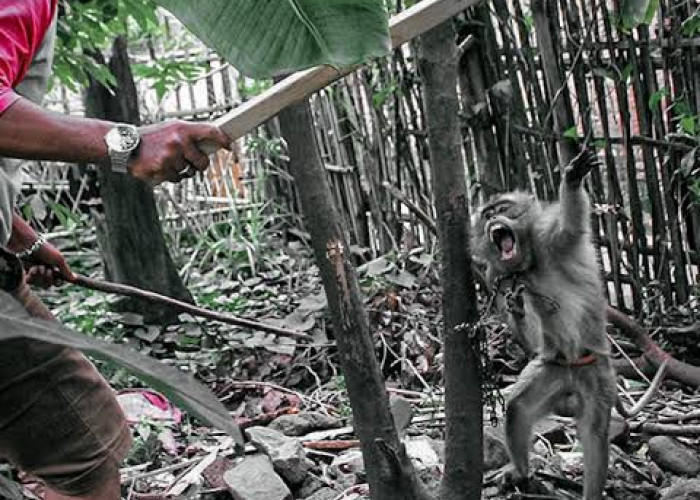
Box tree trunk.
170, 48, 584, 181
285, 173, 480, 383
84, 36, 193, 324
418, 21, 484, 500
278, 99, 431, 500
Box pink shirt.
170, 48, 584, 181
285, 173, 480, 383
0, 0, 58, 114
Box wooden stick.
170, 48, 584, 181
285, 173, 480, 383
68, 274, 311, 340
202, 0, 482, 152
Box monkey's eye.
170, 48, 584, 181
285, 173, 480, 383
496, 205, 509, 214
483, 208, 494, 219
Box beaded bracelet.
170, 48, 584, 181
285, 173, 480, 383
15, 234, 46, 259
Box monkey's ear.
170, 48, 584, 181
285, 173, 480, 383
470, 210, 480, 227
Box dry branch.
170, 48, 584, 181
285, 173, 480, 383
68, 274, 311, 340
607, 306, 700, 388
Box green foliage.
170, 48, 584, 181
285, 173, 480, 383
238, 78, 274, 100
54, 0, 202, 101
648, 86, 670, 112
563, 126, 579, 140
619, 0, 659, 31
681, 6, 700, 36
668, 97, 700, 137
680, 115, 698, 135
522, 11, 534, 34
54, 0, 154, 90
132, 58, 204, 102
372, 80, 399, 109
152, 0, 391, 77
689, 178, 700, 203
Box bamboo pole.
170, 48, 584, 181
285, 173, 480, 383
201, 0, 482, 152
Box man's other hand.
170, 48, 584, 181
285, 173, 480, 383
128, 121, 231, 184
27, 241, 74, 288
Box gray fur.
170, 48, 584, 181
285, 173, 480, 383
473, 151, 616, 500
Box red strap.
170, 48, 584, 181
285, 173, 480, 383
569, 354, 597, 367
548, 353, 598, 367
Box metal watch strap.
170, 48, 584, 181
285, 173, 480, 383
109, 150, 131, 173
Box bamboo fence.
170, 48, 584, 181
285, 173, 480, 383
23, 0, 700, 315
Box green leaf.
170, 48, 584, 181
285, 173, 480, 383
648, 86, 669, 111
152, 0, 391, 77
563, 126, 579, 140
680, 115, 697, 135
0, 292, 244, 449
681, 7, 700, 36
620, 63, 634, 83
620, 0, 658, 29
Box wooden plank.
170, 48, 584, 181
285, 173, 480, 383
202, 0, 481, 152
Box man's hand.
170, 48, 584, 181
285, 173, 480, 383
8, 215, 74, 288
128, 121, 231, 184
27, 241, 74, 288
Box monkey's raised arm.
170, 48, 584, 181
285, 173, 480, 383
554, 150, 600, 247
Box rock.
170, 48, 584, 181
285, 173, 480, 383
246, 426, 312, 485
556, 451, 585, 476
660, 479, 700, 499
484, 428, 509, 470
296, 475, 324, 498
427, 438, 445, 462
609, 415, 629, 444
224, 454, 291, 500
648, 436, 700, 475
405, 436, 441, 471
331, 449, 365, 476
533, 417, 567, 445
427, 429, 508, 471
305, 488, 337, 500
270, 412, 342, 436
390, 396, 414, 437
417, 466, 443, 494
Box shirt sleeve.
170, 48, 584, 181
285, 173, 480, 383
0, 87, 20, 115
0, 0, 57, 115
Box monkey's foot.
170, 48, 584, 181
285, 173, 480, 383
498, 466, 552, 497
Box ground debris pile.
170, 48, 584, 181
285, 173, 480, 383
14, 244, 697, 499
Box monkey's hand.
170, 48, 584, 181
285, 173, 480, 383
505, 284, 526, 318
564, 149, 601, 188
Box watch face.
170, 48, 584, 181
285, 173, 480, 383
107, 125, 140, 153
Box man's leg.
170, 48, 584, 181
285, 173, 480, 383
45, 468, 121, 500
0, 251, 130, 500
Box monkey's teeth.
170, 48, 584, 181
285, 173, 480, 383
489, 223, 505, 241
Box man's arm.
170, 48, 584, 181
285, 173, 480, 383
7, 213, 73, 286
0, 98, 231, 183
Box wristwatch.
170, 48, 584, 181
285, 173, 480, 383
104, 124, 141, 173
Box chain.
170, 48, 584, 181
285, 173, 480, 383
455, 303, 506, 427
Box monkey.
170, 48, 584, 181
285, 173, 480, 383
472, 149, 666, 499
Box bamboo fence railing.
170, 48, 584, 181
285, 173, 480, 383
24, 0, 700, 315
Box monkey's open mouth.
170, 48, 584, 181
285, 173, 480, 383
490, 223, 517, 261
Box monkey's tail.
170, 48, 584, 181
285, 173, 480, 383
615, 359, 669, 418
